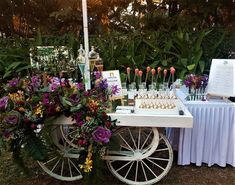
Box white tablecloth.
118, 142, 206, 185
169, 90, 235, 167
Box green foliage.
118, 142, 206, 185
12, 148, 30, 175
0, 38, 31, 82
91, 27, 228, 79
83, 153, 106, 185
24, 133, 47, 161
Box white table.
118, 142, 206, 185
172, 90, 235, 167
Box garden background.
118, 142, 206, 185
0, 0, 235, 185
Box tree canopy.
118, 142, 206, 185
0, 0, 234, 38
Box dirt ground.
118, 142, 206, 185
0, 151, 234, 185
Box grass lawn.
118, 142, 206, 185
0, 151, 234, 185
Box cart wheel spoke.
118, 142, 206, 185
140, 160, 148, 181
156, 148, 169, 152
146, 157, 165, 171
137, 128, 141, 150
135, 161, 139, 182
140, 129, 153, 150
60, 123, 81, 149
116, 161, 133, 172
69, 158, 82, 174
142, 160, 158, 178
107, 128, 173, 185
118, 133, 135, 152
43, 156, 58, 165
120, 144, 133, 151
38, 124, 83, 181
51, 159, 61, 172
148, 156, 170, 161
60, 160, 64, 176
124, 161, 134, 178
128, 128, 138, 149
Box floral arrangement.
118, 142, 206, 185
0, 71, 118, 172
184, 74, 208, 91
184, 74, 209, 100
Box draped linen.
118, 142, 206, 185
168, 89, 235, 167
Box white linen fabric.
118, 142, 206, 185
172, 89, 235, 167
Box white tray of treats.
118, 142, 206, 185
134, 92, 181, 115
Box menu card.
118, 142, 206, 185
102, 70, 122, 96
207, 59, 235, 97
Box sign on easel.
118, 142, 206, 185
102, 70, 122, 96
207, 59, 235, 97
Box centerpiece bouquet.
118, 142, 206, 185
0, 71, 118, 172
184, 74, 208, 101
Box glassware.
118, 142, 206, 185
78, 44, 85, 56
89, 46, 98, 72
149, 82, 156, 91
89, 59, 96, 72
95, 54, 103, 72
89, 46, 98, 59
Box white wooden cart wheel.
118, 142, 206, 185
106, 127, 173, 185
60, 125, 82, 149
49, 115, 81, 149
38, 125, 83, 181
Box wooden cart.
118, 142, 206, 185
37, 105, 193, 185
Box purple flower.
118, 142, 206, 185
4, 114, 19, 125
83, 91, 90, 97
92, 126, 112, 144
74, 112, 84, 126
184, 79, 192, 87
42, 93, 50, 106
98, 79, 108, 90
49, 83, 60, 92
0, 96, 8, 110
75, 83, 84, 90
94, 71, 102, 79
201, 74, 209, 87
3, 130, 10, 139
31, 75, 41, 90
8, 78, 20, 87
78, 121, 84, 126
111, 85, 120, 95
68, 94, 80, 105
50, 77, 61, 84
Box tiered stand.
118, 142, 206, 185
37, 102, 193, 185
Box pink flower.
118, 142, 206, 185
157, 67, 161, 74
135, 68, 139, 75
126, 67, 131, 74
146, 66, 151, 73
170, 67, 175, 75
138, 70, 143, 77
151, 69, 156, 75
164, 69, 167, 77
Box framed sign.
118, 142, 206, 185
207, 59, 235, 97
102, 70, 122, 96
30, 46, 69, 68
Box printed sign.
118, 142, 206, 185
207, 59, 235, 97
102, 70, 122, 96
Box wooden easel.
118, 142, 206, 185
109, 95, 126, 106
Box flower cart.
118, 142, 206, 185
0, 70, 193, 185
36, 94, 193, 185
